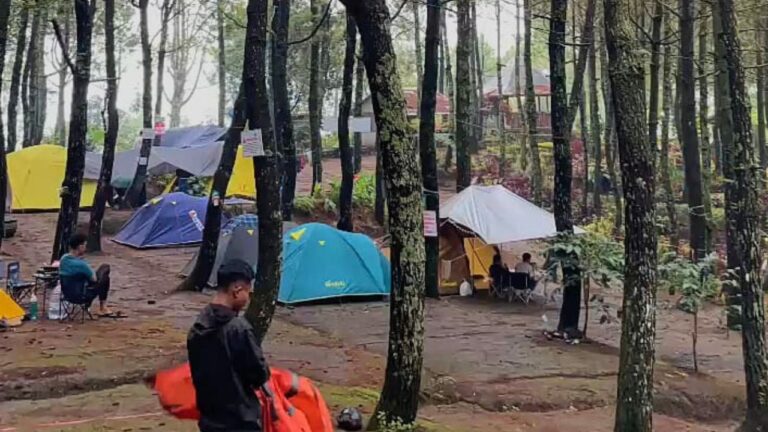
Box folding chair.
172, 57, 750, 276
509, 272, 534, 305
59, 275, 94, 323
6, 262, 35, 304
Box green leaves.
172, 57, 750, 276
658, 252, 720, 313
545, 231, 624, 289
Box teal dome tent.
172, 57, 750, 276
279, 223, 390, 304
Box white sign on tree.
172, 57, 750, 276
241, 129, 264, 157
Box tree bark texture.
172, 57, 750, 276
374, 134, 386, 226
23, 5, 46, 148
341, 0, 426, 426
712, 0, 739, 329
125, 0, 153, 208
524, 0, 542, 205
600, 28, 623, 234
272, 0, 296, 221
679, 0, 708, 259
87, 0, 119, 253
496, 0, 506, 177
550, 0, 582, 333
6, 6, 27, 153
660, 12, 679, 247
515, 0, 526, 172
717, 0, 768, 428
421, 0, 441, 299
242, 0, 282, 342
20, 9, 34, 148
180, 87, 248, 291
309, 0, 322, 192
353, 48, 365, 174
337, 14, 356, 233
217, 0, 226, 127
455, 0, 472, 192
441, 8, 453, 116
605, 0, 658, 430
470, 2, 483, 149
756, 14, 767, 169
647, 0, 662, 165
154, 0, 174, 120
412, 2, 422, 103
54, 6, 71, 147
589, 30, 602, 218
698, 4, 712, 239
51, 0, 96, 262
0, 0, 10, 250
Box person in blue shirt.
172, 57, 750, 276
59, 233, 113, 316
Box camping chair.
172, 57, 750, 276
59, 275, 94, 323
6, 262, 35, 304
508, 272, 534, 305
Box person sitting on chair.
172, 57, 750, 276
489, 254, 511, 290
514, 253, 536, 275
59, 233, 113, 316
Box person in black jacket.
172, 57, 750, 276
187, 259, 270, 432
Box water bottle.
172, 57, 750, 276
48, 284, 62, 320
29, 293, 39, 321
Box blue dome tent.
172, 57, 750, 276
279, 223, 390, 304
113, 192, 224, 249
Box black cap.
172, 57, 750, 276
217, 258, 255, 289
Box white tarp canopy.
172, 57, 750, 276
440, 184, 585, 245
97, 142, 225, 183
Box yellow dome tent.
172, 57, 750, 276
7, 145, 97, 211
163, 145, 257, 198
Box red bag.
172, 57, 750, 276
153, 363, 333, 432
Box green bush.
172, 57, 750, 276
293, 196, 316, 215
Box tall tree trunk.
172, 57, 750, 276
574, 5, 589, 219
374, 134, 386, 225
589, 29, 602, 218
412, 2, 422, 102
54, 6, 71, 147
660, 11, 679, 247
441, 8, 453, 116
524, 0, 542, 204
718, 0, 768, 427
421, 0, 440, 299
455, 0, 472, 191
605, 0, 658, 429
0, 0, 11, 251
309, 0, 322, 192
756, 14, 767, 169
600, 27, 622, 234
496, 0, 505, 177
25, 5, 46, 147
242, 0, 282, 341
551, 0, 582, 334
272, 0, 295, 220
51, 0, 96, 262
125, 0, 153, 208
154, 0, 174, 121
712, 0, 739, 329
679, 0, 708, 259
337, 14, 356, 232
698, 3, 712, 246
353, 48, 364, 174
438, 13, 445, 95
216, 0, 226, 127
470, 2, 483, 149
21, 7, 38, 148
87, 0, 119, 253
340, 1, 426, 426
180, 88, 247, 291
648, 0, 662, 166
7, 7, 28, 153
515, 0, 526, 171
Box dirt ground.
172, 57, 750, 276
0, 157, 745, 431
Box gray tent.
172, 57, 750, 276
180, 215, 296, 287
